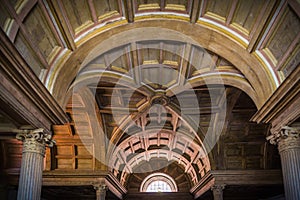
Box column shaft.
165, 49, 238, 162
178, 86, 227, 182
14, 128, 55, 200
94, 184, 107, 200
17, 144, 44, 200
278, 135, 300, 200
96, 190, 106, 200
211, 185, 225, 200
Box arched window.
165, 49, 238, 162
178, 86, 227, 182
146, 180, 172, 192
140, 173, 177, 192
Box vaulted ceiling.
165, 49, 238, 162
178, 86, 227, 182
0, 0, 299, 199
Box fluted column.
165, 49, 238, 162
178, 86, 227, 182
94, 184, 108, 200
15, 128, 55, 200
211, 184, 225, 200
267, 126, 300, 200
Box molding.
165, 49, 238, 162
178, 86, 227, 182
94, 181, 108, 199
266, 126, 300, 146
14, 128, 55, 156
210, 170, 283, 185
211, 184, 225, 191
0, 29, 69, 134
190, 170, 282, 198
42, 170, 127, 199
266, 126, 300, 153
190, 172, 214, 199
251, 65, 300, 133
211, 184, 225, 200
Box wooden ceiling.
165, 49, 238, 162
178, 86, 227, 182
0, 0, 298, 95
0, 0, 298, 199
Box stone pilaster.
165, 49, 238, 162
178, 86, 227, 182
15, 128, 55, 200
94, 183, 108, 200
211, 184, 225, 200
267, 126, 300, 200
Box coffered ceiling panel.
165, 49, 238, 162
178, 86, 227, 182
259, 3, 300, 78
231, 0, 263, 34
136, 0, 161, 11
0, 1, 296, 198
60, 0, 93, 35
166, 0, 189, 10
23, 4, 60, 63
93, 0, 122, 21
205, 0, 231, 22
0, 0, 297, 90
14, 31, 43, 75
267, 6, 299, 62
282, 47, 300, 77
136, 0, 191, 13
0, 4, 10, 31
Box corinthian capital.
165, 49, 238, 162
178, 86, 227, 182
266, 126, 300, 145
211, 184, 225, 192
94, 183, 108, 192
14, 128, 56, 147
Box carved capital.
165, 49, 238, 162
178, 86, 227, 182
267, 126, 300, 154
14, 128, 55, 155
211, 184, 225, 193
94, 184, 108, 192
211, 184, 225, 200
266, 126, 300, 145
94, 183, 108, 200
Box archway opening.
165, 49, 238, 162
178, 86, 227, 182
140, 173, 177, 193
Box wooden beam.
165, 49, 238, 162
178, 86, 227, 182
87, 0, 98, 23
38, 0, 65, 48
276, 32, 300, 71
190, 0, 201, 23
179, 43, 192, 86
42, 171, 127, 199
190, 172, 214, 199
191, 170, 283, 198
3, 0, 49, 68
251, 66, 300, 133
247, 0, 282, 52
0, 28, 69, 134
45, 0, 76, 50
124, 0, 135, 23
171, 114, 179, 132
211, 170, 283, 185
225, 0, 238, 25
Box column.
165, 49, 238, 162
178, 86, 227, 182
267, 126, 300, 200
211, 184, 225, 200
15, 128, 55, 200
94, 184, 108, 200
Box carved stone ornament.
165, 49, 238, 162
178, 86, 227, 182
211, 184, 225, 193
14, 128, 56, 155
94, 184, 108, 193
266, 126, 300, 148
94, 183, 108, 200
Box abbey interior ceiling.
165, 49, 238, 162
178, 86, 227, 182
0, 0, 299, 199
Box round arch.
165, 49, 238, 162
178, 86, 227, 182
140, 173, 178, 192
46, 19, 278, 108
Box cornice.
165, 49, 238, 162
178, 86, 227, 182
190, 170, 282, 199
42, 170, 127, 199
251, 66, 300, 127
0, 29, 69, 133
190, 172, 214, 198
